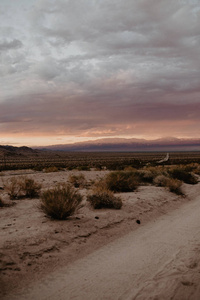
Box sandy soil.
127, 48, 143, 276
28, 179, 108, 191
0, 169, 200, 299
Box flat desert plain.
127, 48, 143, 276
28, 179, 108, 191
0, 169, 200, 299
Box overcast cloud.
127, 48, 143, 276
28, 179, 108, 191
0, 0, 200, 145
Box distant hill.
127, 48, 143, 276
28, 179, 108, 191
0, 145, 38, 157
35, 137, 200, 152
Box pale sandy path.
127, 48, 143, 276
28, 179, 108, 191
4, 196, 200, 300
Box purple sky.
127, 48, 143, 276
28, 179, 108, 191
0, 0, 200, 146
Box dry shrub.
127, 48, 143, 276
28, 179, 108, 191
194, 167, 200, 176
153, 175, 169, 187
44, 166, 59, 173
190, 164, 200, 176
166, 178, 183, 195
23, 177, 41, 198
137, 169, 155, 183
77, 165, 90, 171
105, 171, 139, 192
87, 186, 122, 209
153, 175, 183, 195
183, 163, 199, 172
182, 163, 200, 177
4, 177, 22, 199
69, 173, 87, 188
4, 176, 41, 199
137, 166, 167, 184
41, 183, 83, 219
169, 167, 198, 184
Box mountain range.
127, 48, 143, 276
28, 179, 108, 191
35, 137, 200, 152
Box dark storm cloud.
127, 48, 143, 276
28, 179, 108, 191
1, 0, 200, 141
27, 0, 200, 96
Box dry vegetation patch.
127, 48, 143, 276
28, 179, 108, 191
41, 183, 83, 220
44, 166, 59, 173
87, 186, 122, 209
4, 176, 41, 200
169, 166, 198, 185
153, 175, 183, 195
105, 171, 140, 192
69, 173, 87, 188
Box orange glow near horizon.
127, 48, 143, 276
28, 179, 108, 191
1, 133, 200, 148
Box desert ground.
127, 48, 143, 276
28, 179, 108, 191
0, 167, 200, 299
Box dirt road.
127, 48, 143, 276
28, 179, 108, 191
4, 195, 200, 300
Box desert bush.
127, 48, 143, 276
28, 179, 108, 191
169, 167, 198, 184
77, 165, 90, 171
153, 175, 183, 195
4, 176, 41, 199
166, 178, 183, 195
87, 187, 122, 209
153, 175, 169, 187
93, 178, 106, 190
182, 163, 198, 172
191, 164, 200, 175
105, 171, 139, 192
137, 166, 167, 183
22, 177, 41, 198
137, 169, 155, 183
41, 183, 83, 220
69, 174, 87, 188
194, 167, 200, 176
4, 177, 22, 199
44, 166, 59, 173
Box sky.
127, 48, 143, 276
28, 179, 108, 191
0, 0, 200, 147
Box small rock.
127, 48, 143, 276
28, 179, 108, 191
136, 220, 141, 224
95, 216, 99, 219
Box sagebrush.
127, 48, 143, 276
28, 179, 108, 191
87, 186, 122, 209
153, 175, 183, 195
169, 167, 198, 184
41, 183, 83, 220
4, 176, 41, 199
105, 171, 139, 192
69, 173, 87, 188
